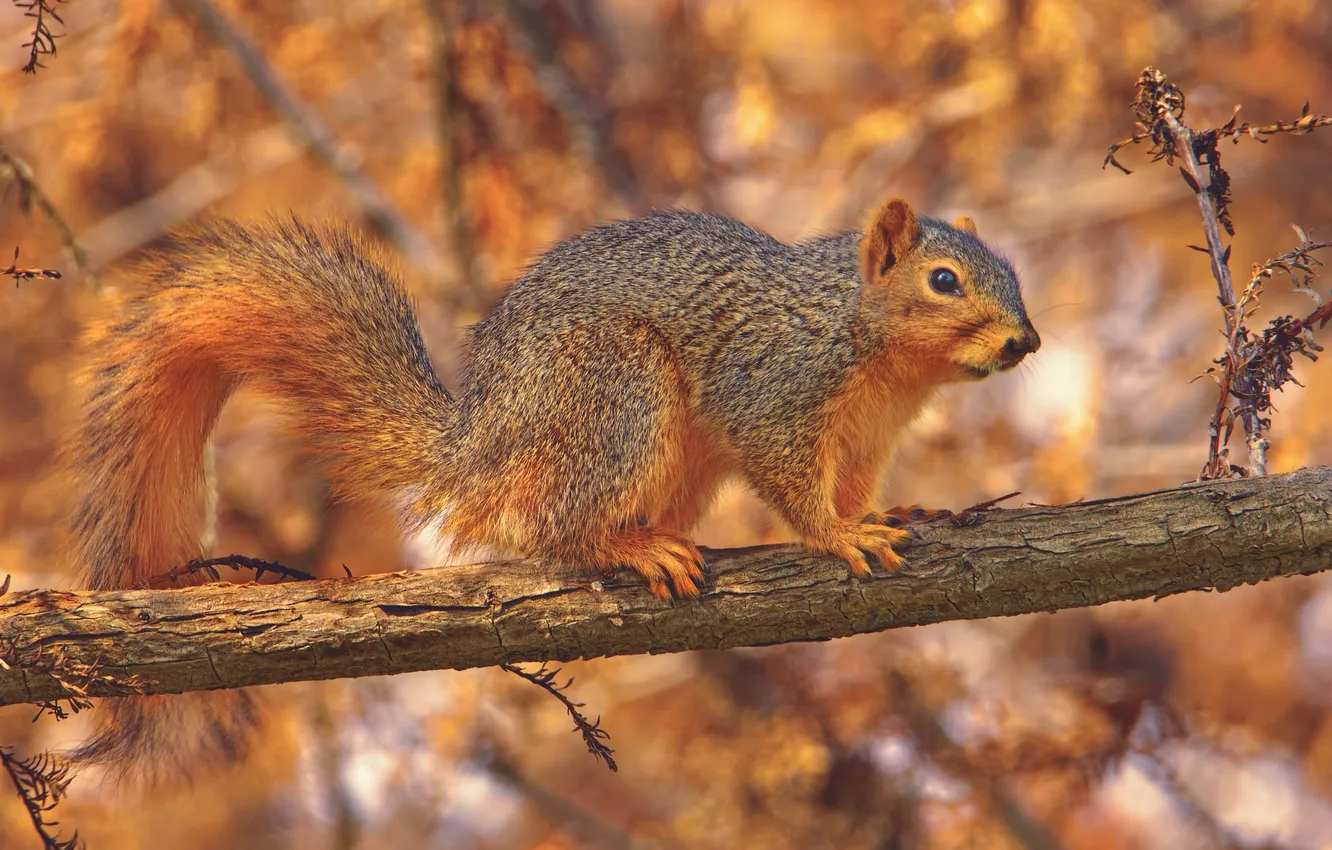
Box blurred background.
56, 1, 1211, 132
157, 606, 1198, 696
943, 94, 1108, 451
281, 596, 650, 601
3, 0, 1332, 847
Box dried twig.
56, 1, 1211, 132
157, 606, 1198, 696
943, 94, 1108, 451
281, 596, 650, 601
1195, 235, 1332, 477
145, 553, 319, 588
502, 662, 617, 773
14, 0, 66, 74
3, 246, 60, 286
0, 638, 146, 722
0, 748, 80, 849
877, 491, 1021, 529
0, 140, 98, 288
1105, 67, 1332, 479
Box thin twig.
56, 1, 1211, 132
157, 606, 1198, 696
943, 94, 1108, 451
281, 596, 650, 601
0, 748, 80, 849
171, 0, 448, 282
0, 139, 99, 289
145, 554, 319, 588
15, 0, 66, 74
501, 662, 617, 772
1214, 99, 1332, 146
3, 245, 60, 286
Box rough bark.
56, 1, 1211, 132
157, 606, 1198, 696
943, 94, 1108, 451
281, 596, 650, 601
2, 467, 1330, 707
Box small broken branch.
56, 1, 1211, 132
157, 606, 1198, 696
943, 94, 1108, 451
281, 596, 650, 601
145, 554, 319, 588
0, 748, 80, 849
502, 663, 617, 772
2, 246, 60, 286
1105, 68, 1332, 479
14, 0, 66, 74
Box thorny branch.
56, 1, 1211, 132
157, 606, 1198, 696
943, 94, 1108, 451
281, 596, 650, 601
502, 663, 618, 773
13, 0, 66, 74
1197, 236, 1332, 478
1, 748, 80, 850
1104, 67, 1332, 479
145, 554, 319, 588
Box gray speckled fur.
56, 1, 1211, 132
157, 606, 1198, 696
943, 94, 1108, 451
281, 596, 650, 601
449, 210, 1024, 543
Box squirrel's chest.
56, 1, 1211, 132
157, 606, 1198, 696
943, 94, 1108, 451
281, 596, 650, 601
823, 355, 938, 460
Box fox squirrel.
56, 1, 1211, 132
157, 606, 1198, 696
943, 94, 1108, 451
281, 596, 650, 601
69, 196, 1037, 776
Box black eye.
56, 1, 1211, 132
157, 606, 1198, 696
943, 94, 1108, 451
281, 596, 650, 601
929, 267, 961, 295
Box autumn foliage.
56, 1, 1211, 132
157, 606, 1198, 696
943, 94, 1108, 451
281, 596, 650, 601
3, 1, 1332, 848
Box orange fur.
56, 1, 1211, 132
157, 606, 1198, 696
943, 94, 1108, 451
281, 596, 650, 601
70, 221, 456, 779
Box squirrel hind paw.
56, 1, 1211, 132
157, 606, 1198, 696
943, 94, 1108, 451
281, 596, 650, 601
589, 528, 706, 599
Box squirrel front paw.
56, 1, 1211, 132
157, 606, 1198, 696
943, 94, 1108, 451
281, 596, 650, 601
812, 519, 914, 578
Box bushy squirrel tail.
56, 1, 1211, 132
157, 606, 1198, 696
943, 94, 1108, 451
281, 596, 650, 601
68, 219, 456, 780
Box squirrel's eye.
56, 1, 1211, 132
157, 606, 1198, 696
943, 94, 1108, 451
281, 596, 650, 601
929, 268, 961, 296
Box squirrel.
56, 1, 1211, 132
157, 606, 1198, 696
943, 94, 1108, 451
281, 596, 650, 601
68, 196, 1037, 778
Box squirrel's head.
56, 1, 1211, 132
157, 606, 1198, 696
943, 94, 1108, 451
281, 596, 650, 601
858, 197, 1039, 382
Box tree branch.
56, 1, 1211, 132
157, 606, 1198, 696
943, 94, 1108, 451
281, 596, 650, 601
170, 0, 448, 282
2, 467, 1330, 707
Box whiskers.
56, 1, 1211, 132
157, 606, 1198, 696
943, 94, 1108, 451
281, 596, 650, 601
948, 318, 991, 343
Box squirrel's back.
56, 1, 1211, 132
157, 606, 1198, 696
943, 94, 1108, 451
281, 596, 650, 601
463, 211, 867, 426
484, 209, 861, 335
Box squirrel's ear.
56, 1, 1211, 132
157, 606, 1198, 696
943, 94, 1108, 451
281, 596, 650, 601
861, 198, 921, 284
953, 214, 979, 237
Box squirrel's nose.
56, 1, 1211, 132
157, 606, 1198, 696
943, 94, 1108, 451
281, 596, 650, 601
1001, 328, 1041, 362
